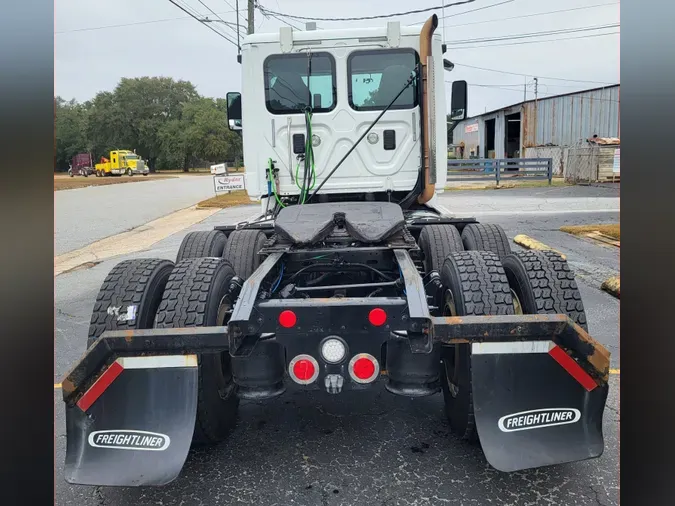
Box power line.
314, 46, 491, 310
451, 30, 619, 50
197, 0, 243, 38
55, 10, 235, 34
441, 0, 515, 20
453, 62, 616, 85
256, 0, 476, 22
444, 2, 619, 29
447, 23, 619, 45
221, 0, 248, 24
466, 83, 619, 102
166, 0, 238, 46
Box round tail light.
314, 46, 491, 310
348, 353, 380, 384
289, 354, 319, 385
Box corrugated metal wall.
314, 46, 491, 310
452, 118, 482, 157
522, 86, 619, 147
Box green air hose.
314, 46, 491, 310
295, 110, 317, 204
268, 158, 285, 208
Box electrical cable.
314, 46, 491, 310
166, 0, 239, 46
442, 2, 619, 29
197, 0, 243, 39
450, 30, 619, 50
256, 0, 475, 22
452, 62, 616, 85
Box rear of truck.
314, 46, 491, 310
59, 15, 610, 487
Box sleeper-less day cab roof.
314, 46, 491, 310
236, 21, 448, 211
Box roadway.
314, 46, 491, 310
54, 184, 619, 505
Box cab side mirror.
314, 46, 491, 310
226, 92, 242, 131
450, 81, 467, 121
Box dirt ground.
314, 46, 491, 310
196, 190, 253, 208
54, 174, 177, 191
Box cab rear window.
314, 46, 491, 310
348, 49, 419, 111
264, 52, 337, 114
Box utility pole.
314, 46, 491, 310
235, 0, 241, 58
533, 77, 539, 147
523, 76, 527, 101
248, 0, 255, 34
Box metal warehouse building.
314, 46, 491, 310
452, 84, 619, 175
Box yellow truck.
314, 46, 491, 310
95, 150, 149, 177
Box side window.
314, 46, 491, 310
264, 52, 336, 114
348, 49, 419, 111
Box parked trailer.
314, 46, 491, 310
60, 15, 610, 487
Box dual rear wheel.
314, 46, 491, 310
418, 223, 588, 442
87, 228, 268, 447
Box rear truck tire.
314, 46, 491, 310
154, 257, 240, 445
175, 230, 227, 263
68, 169, 73, 177
461, 223, 511, 259
418, 224, 464, 273
222, 229, 267, 279
87, 259, 175, 348
502, 250, 588, 331
438, 251, 515, 442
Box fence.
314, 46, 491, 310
446, 158, 553, 185
564, 145, 620, 183
565, 147, 599, 183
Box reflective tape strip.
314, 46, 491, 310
548, 345, 598, 392
76, 355, 198, 412
471, 341, 554, 355
118, 355, 198, 369
76, 361, 124, 412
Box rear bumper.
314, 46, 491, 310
61, 314, 609, 404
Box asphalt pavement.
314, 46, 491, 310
54, 185, 619, 506
54, 175, 218, 255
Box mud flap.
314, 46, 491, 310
470, 341, 608, 472
64, 355, 199, 486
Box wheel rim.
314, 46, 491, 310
442, 289, 461, 398
215, 293, 235, 400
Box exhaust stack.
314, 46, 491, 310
417, 14, 438, 205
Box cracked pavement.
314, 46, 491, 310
55, 185, 619, 505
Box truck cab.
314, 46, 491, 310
95, 150, 148, 177
226, 20, 464, 216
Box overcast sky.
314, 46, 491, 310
55, 0, 620, 116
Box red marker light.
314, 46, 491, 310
348, 353, 380, 384
368, 308, 387, 326
288, 354, 319, 384
352, 357, 376, 380
279, 310, 297, 328
292, 359, 315, 382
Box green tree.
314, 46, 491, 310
104, 77, 199, 171
55, 97, 88, 171
182, 98, 242, 169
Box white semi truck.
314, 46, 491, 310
60, 15, 610, 487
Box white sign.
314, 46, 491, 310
210, 163, 227, 175
612, 148, 620, 173
465, 123, 479, 133
214, 174, 245, 192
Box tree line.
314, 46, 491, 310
55, 76, 242, 172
